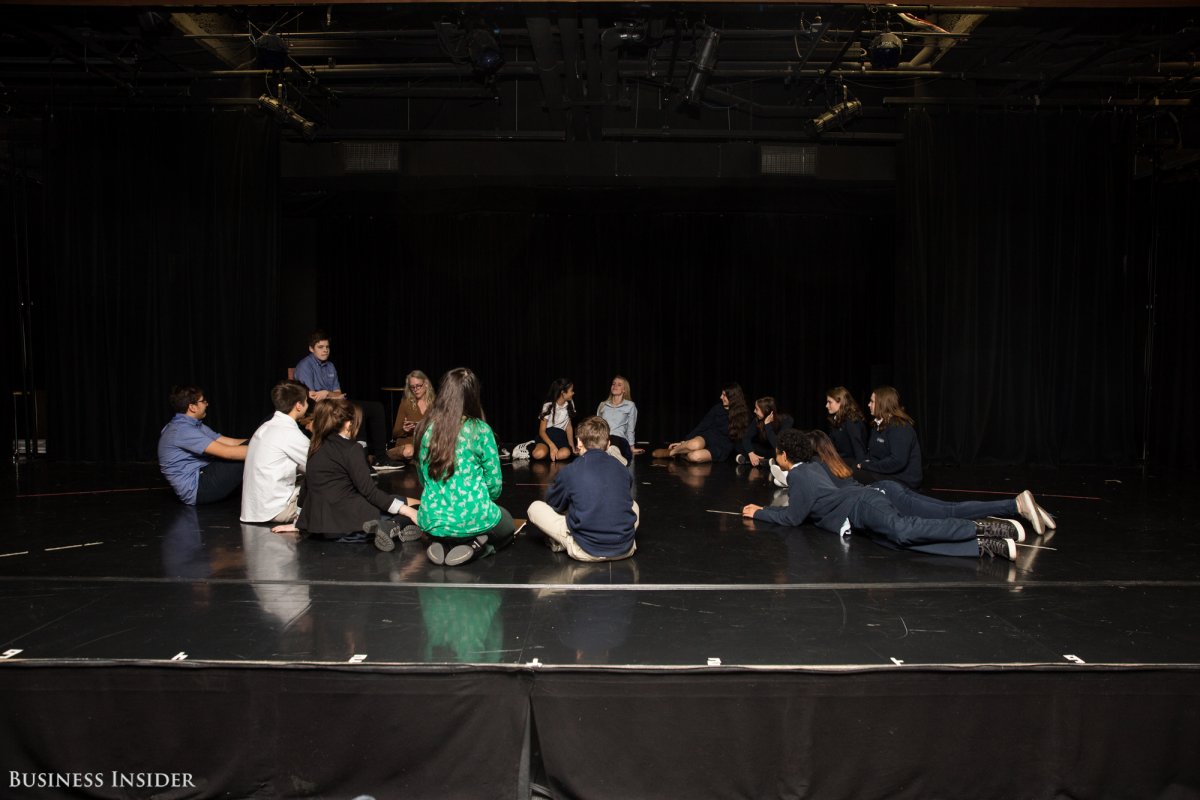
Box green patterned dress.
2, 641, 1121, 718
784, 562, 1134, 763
416, 418, 504, 537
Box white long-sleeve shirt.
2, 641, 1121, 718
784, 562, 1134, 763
240, 411, 309, 522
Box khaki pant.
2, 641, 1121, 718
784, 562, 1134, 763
527, 500, 639, 562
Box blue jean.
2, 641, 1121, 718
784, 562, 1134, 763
872, 481, 1016, 520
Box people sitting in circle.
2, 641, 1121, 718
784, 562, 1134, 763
531, 378, 576, 462
294, 329, 401, 470
387, 369, 434, 462
742, 429, 1050, 561
528, 416, 639, 562
653, 383, 750, 463
597, 374, 643, 465
297, 397, 417, 545
737, 396, 793, 467
825, 385, 868, 464
158, 385, 247, 505
415, 368, 516, 566
854, 385, 923, 489
241, 380, 310, 525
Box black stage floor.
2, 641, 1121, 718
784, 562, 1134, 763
2, 457, 1199, 799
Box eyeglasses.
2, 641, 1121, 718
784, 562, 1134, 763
408, 383, 424, 390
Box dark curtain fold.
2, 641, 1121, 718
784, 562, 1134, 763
898, 109, 1143, 465
291, 199, 895, 446
44, 110, 280, 461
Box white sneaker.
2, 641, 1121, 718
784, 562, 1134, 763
606, 445, 629, 466
511, 440, 535, 460
770, 459, 788, 488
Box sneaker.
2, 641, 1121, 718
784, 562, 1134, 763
975, 517, 1025, 543
977, 535, 1016, 560
365, 520, 394, 552
398, 524, 422, 542
770, 460, 789, 488
1015, 490, 1045, 536
426, 542, 446, 565
445, 534, 489, 567
735, 454, 748, 465
499, 447, 511, 459
373, 457, 405, 472
512, 440, 535, 460
333, 531, 370, 544
606, 445, 628, 466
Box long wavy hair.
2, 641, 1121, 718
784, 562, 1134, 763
871, 386, 915, 430
403, 369, 436, 408
418, 368, 486, 482
826, 386, 865, 428
805, 429, 853, 479
539, 378, 576, 422
308, 398, 362, 458
754, 396, 784, 437
724, 383, 751, 441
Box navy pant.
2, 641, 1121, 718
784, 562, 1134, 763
195, 460, 244, 505
850, 490, 978, 556
872, 481, 1016, 520
609, 435, 633, 462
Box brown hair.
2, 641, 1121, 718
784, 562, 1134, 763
271, 380, 309, 413
724, 383, 751, 441
575, 416, 611, 450
307, 329, 329, 349
308, 398, 361, 458
168, 385, 204, 414
418, 367, 485, 482
826, 386, 865, 427
871, 386, 915, 430
806, 430, 853, 479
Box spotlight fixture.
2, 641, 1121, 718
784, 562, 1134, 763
467, 27, 504, 76
254, 33, 290, 71
684, 27, 721, 105
868, 32, 903, 69
810, 99, 862, 134
257, 94, 317, 140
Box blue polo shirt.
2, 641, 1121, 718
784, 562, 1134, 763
158, 414, 220, 504
294, 353, 340, 393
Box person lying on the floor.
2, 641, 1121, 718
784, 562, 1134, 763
741, 429, 1053, 560
158, 385, 248, 505
297, 397, 417, 545
528, 415, 639, 562
241, 379, 310, 525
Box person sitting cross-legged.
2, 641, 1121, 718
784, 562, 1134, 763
528, 415, 639, 562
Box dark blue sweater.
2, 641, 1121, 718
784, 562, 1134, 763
861, 423, 923, 488
753, 461, 860, 535
544, 449, 636, 557
739, 414, 794, 457
829, 418, 867, 463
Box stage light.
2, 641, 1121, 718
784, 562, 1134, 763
254, 33, 290, 71
684, 27, 721, 105
467, 28, 504, 76
257, 94, 317, 140
868, 32, 903, 69
810, 99, 862, 134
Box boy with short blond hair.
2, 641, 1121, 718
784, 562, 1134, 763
527, 416, 639, 561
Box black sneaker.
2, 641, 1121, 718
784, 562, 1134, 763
398, 524, 422, 542
735, 454, 749, 465
365, 520, 394, 552
975, 517, 1025, 543
977, 536, 1016, 560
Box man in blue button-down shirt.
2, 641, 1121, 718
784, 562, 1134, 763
157, 386, 248, 504
294, 330, 397, 468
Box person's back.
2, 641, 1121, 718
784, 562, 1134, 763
241, 381, 311, 524
546, 448, 636, 557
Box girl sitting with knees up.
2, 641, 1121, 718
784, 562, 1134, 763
737, 396, 793, 467
531, 378, 576, 462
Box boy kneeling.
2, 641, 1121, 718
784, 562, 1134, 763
528, 416, 639, 561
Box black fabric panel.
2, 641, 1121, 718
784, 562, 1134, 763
532, 669, 1200, 800
897, 109, 1143, 466
291, 199, 895, 447
0, 665, 531, 799
42, 111, 280, 462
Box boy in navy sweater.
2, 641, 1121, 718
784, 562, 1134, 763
527, 416, 639, 561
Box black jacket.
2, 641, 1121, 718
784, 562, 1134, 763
299, 435, 396, 535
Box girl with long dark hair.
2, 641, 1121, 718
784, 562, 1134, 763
298, 398, 418, 548
854, 386, 923, 489
654, 383, 750, 464
531, 378, 576, 462
415, 368, 515, 566
825, 386, 868, 464
737, 396, 793, 467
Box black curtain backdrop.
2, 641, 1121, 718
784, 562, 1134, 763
897, 109, 1145, 465
43, 110, 280, 462
286, 194, 896, 448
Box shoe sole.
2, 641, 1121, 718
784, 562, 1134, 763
1015, 490, 1045, 536
426, 542, 445, 565
444, 544, 476, 566
1037, 504, 1057, 530
398, 526, 423, 542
